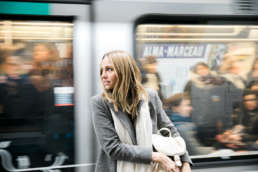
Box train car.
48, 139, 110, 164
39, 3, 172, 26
0, 0, 258, 171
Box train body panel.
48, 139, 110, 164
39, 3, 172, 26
94, 0, 233, 22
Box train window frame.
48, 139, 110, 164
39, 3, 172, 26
0, 13, 76, 171
133, 14, 258, 165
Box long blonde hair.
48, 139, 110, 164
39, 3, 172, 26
101, 50, 147, 119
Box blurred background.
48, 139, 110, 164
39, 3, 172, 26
0, 0, 258, 172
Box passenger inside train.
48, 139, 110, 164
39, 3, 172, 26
163, 93, 214, 155
216, 89, 258, 151
184, 62, 233, 147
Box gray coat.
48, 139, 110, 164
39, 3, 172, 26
90, 89, 192, 172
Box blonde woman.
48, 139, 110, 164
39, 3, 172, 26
90, 50, 192, 172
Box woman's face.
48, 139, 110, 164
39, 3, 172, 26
4, 56, 22, 77
230, 60, 242, 75
196, 65, 210, 76
144, 63, 157, 73
33, 44, 50, 62
101, 57, 117, 90
175, 99, 192, 117
243, 94, 257, 111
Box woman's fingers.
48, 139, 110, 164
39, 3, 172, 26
165, 158, 176, 172
152, 152, 179, 172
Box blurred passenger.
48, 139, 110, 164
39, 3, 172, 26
164, 93, 192, 124
164, 93, 214, 155
216, 89, 258, 150
140, 55, 163, 100
29, 42, 57, 140
219, 55, 246, 89
218, 42, 256, 90
28, 43, 56, 125
0, 54, 41, 121
33, 42, 59, 63
184, 62, 234, 146
239, 90, 258, 150
30, 42, 74, 163
30, 43, 59, 91
0, 48, 13, 74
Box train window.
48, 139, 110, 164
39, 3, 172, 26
135, 15, 258, 162
0, 17, 74, 171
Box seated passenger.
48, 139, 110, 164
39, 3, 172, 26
164, 93, 214, 155
216, 89, 258, 150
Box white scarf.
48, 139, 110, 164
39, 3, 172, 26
110, 100, 153, 172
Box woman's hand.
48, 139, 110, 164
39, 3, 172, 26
180, 162, 191, 172
152, 152, 180, 172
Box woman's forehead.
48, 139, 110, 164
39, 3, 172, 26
101, 57, 113, 66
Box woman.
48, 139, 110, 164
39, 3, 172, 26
90, 50, 192, 172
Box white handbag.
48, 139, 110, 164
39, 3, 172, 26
152, 128, 186, 168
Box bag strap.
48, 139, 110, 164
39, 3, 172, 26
158, 128, 172, 137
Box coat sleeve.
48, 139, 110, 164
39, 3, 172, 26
90, 96, 152, 163
152, 90, 193, 165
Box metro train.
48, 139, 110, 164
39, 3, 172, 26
0, 0, 258, 172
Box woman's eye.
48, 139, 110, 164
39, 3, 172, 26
107, 68, 113, 72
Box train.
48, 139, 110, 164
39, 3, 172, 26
0, 0, 258, 171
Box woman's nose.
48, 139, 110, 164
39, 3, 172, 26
101, 70, 107, 78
